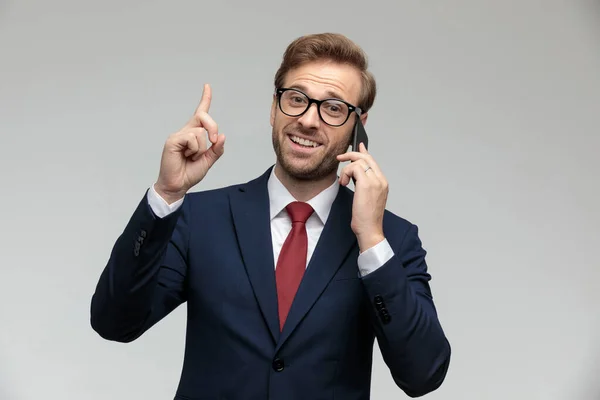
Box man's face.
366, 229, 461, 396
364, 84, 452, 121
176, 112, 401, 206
270, 60, 367, 181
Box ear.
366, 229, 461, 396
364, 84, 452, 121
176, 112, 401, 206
270, 94, 277, 127
360, 112, 368, 126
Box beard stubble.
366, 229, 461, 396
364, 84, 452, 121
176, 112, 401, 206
272, 123, 352, 181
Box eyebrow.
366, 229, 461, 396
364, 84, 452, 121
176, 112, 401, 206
289, 84, 346, 102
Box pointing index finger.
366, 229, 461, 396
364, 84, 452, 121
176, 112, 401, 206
195, 83, 212, 114
185, 84, 213, 128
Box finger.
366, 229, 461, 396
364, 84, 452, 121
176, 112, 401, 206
186, 110, 218, 143
357, 143, 383, 177
337, 142, 383, 174
191, 129, 208, 161
336, 151, 361, 162
339, 159, 370, 186
173, 127, 204, 158
337, 150, 371, 164
195, 83, 212, 115
182, 130, 201, 158
338, 141, 369, 157
195, 111, 219, 143
342, 158, 384, 187
201, 133, 226, 166
337, 151, 383, 178
357, 152, 387, 188
185, 84, 212, 128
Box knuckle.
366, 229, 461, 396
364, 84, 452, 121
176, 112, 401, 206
167, 132, 180, 145
197, 112, 206, 122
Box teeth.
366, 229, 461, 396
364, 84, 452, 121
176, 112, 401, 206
290, 135, 319, 148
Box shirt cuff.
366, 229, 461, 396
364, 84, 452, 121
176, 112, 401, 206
147, 184, 184, 218
357, 238, 395, 277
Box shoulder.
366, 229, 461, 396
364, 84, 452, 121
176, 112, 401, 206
382, 207, 422, 250
383, 208, 415, 231
185, 181, 245, 206
183, 168, 271, 209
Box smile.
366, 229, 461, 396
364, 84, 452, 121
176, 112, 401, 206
289, 135, 321, 148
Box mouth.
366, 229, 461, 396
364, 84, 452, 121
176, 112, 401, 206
287, 134, 322, 149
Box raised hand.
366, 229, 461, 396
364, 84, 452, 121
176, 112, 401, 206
155, 84, 226, 203
337, 143, 388, 252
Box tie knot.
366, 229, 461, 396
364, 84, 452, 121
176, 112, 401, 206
286, 201, 314, 223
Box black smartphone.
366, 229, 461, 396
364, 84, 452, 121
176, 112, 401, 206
348, 117, 369, 186
351, 117, 368, 151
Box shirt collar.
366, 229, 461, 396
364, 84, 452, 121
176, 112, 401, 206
268, 167, 339, 224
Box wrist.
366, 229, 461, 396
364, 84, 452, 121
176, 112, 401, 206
356, 231, 385, 253
154, 183, 186, 205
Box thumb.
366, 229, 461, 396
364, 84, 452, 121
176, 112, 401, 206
203, 134, 226, 166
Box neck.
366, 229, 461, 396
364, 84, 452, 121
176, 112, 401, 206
274, 164, 337, 202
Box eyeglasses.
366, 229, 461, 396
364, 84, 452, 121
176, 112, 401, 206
275, 87, 362, 127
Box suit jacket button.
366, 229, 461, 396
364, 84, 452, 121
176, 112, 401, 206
272, 358, 284, 372
381, 312, 391, 324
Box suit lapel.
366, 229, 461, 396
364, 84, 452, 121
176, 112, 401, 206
275, 187, 356, 352
229, 168, 281, 343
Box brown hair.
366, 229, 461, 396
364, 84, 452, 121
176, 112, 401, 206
274, 33, 377, 113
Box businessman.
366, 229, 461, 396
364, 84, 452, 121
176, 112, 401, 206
91, 32, 451, 399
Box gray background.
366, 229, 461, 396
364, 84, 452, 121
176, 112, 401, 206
1, 0, 599, 399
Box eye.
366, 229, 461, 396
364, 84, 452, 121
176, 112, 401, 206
323, 101, 346, 115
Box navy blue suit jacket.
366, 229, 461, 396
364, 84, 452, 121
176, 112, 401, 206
90, 167, 451, 399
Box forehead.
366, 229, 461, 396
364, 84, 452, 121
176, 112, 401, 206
283, 61, 362, 105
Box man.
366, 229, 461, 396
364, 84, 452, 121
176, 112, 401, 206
90, 32, 451, 399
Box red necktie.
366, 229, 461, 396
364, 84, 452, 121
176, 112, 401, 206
275, 201, 314, 331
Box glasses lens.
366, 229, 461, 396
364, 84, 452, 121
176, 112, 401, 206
320, 99, 349, 126
280, 90, 309, 116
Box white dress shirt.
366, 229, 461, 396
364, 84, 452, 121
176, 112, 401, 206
146, 170, 394, 276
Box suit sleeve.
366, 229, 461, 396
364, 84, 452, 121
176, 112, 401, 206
90, 190, 190, 342
360, 223, 451, 397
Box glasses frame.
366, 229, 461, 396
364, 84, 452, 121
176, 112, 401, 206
275, 87, 362, 127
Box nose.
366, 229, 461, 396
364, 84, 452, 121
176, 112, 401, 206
297, 103, 321, 129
